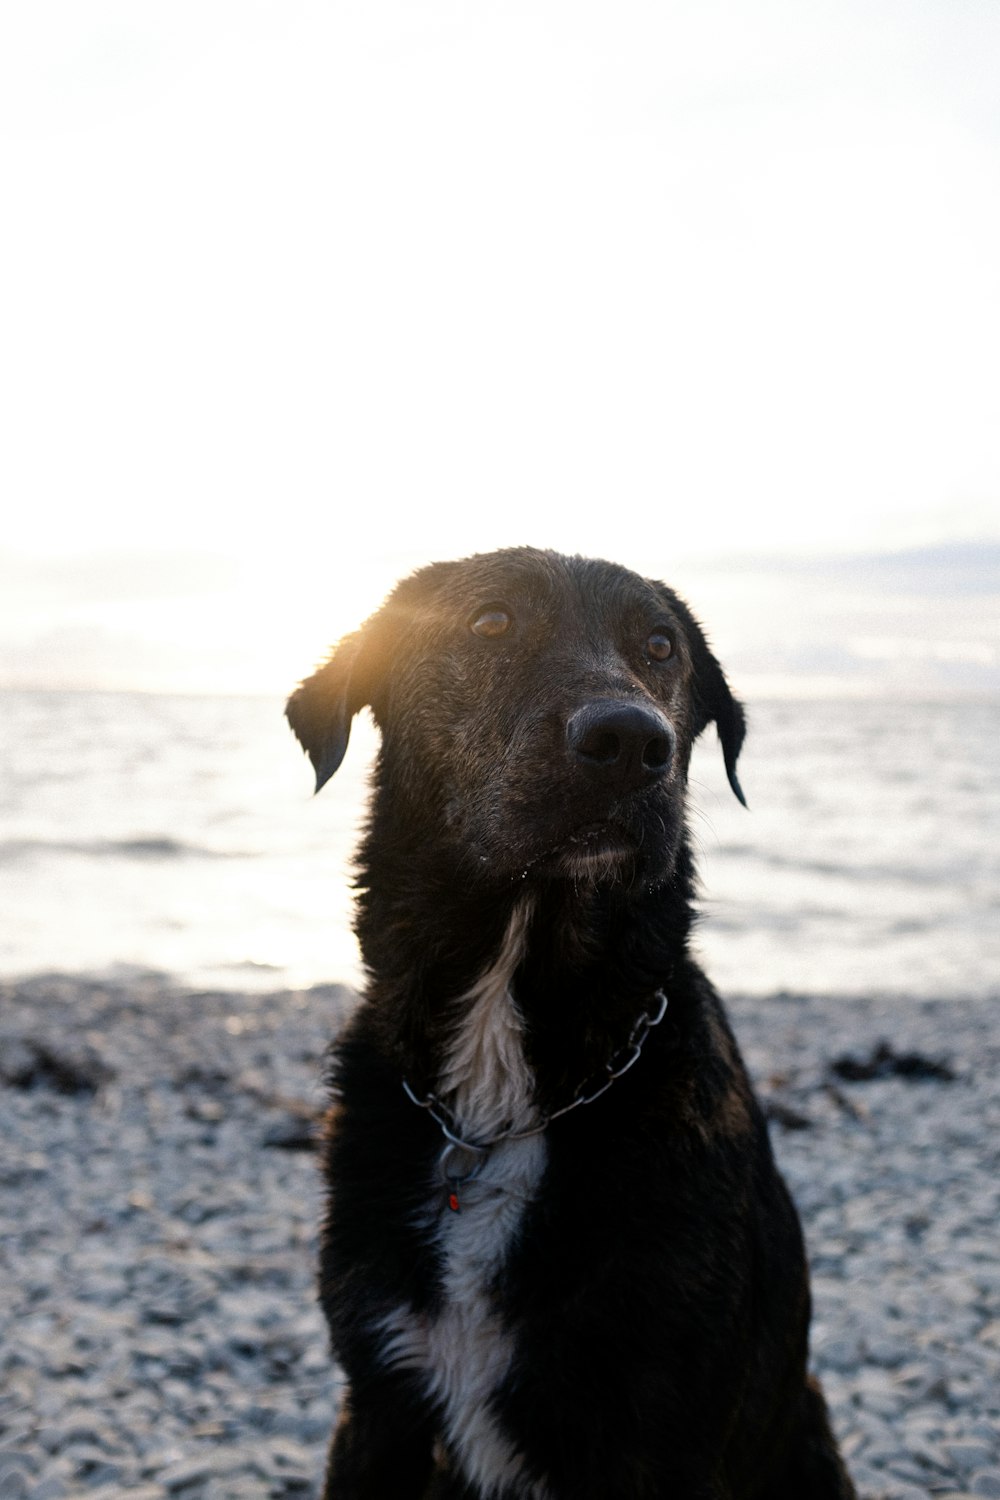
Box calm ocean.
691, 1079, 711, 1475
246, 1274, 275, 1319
1, 690, 997, 1000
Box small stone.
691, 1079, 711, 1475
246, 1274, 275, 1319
78, 1488, 167, 1500
138, 1450, 185, 1478
28, 1479, 70, 1500
904, 1437, 952, 1472
67, 1457, 127, 1489
153, 1455, 244, 1493
948, 1444, 996, 1473
865, 1336, 908, 1368
0, 1451, 35, 1480
971, 1472, 1000, 1498
847, 1462, 888, 1496
38, 1425, 112, 1457
202, 1481, 261, 1500
863, 1442, 909, 1467
815, 1335, 862, 1372
886, 1459, 936, 1485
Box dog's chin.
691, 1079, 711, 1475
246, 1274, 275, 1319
526, 823, 648, 886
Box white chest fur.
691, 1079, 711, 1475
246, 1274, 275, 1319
379, 904, 551, 1498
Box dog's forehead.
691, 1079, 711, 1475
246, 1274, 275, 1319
389, 548, 673, 624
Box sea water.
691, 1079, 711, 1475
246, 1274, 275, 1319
1, 690, 997, 1000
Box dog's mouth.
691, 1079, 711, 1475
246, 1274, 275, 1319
499, 773, 686, 888
521, 820, 639, 882
565, 821, 631, 853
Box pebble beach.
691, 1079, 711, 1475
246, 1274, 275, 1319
1, 973, 998, 1500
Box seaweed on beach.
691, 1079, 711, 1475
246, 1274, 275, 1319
0, 1035, 115, 1094
828, 1040, 957, 1084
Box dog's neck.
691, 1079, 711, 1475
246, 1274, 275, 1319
355, 835, 698, 1111
435, 900, 538, 1140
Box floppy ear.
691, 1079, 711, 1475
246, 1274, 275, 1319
669, 596, 748, 808
286, 631, 366, 794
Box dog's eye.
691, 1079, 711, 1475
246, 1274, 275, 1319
470, 608, 512, 639
646, 631, 673, 662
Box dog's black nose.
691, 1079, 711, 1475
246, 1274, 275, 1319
566, 702, 675, 791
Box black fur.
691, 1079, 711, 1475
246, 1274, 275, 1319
287, 547, 856, 1500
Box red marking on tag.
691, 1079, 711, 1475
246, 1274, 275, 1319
448, 1191, 460, 1213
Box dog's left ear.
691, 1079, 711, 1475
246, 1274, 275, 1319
286, 631, 367, 794
668, 595, 748, 808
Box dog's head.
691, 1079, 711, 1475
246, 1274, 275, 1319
287, 548, 745, 888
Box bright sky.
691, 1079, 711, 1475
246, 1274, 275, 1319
1, 0, 998, 691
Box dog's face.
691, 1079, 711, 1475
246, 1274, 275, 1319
287, 548, 745, 889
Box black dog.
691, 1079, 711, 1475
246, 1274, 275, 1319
287, 547, 856, 1500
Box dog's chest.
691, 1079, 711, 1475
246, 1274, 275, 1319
381, 1137, 549, 1498
380, 908, 551, 1497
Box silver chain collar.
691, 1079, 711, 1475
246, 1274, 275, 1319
402, 988, 668, 1202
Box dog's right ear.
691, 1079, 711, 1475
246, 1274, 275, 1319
286, 632, 367, 794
